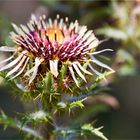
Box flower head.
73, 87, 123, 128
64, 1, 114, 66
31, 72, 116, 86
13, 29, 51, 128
0, 14, 114, 87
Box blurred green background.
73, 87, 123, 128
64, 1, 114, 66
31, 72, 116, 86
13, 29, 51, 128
0, 0, 140, 139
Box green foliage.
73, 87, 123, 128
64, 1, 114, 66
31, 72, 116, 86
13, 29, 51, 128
0, 1, 115, 139
0, 111, 43, 139
96, 0, 140, 76
0, 68, 112, 139
81, 124, 108, 140
54, 123, 108, 140
43, 72, 53, 93
55, 99, 85, 114
97, 27, 128, 41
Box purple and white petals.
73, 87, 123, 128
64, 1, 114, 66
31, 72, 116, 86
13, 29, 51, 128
20, 24, 30, 34
74, 62, 92, 75
89, 55, 114, 72
88, 63, 105, 80
89, 49, 113, 55
0, 50, 30, 80
69, 66, 79, 87
75, 26, 87, 41
25, 58, 44, 84
49, 60, 59, 78
6, 55, 27, 77
10, 57, 29, 80
0, 53, 16, 66
72, 63, 86, 82
29, 58, 44, 85
85, 38, 99, 51
69, 61, 92, 86
0, 53, 24, 72
0, 14, 114, 86
0, 46, 17, 52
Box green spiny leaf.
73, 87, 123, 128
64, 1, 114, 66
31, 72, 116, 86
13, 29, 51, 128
60, 64, 67, 80
81, 123, 108, 140
0, 111, 43, 139
44, 72, 52, 93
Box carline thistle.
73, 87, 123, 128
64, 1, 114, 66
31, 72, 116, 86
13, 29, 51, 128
0, 14, 114, 87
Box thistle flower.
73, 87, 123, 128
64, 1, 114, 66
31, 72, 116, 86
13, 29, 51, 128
0, 14, 114, 87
